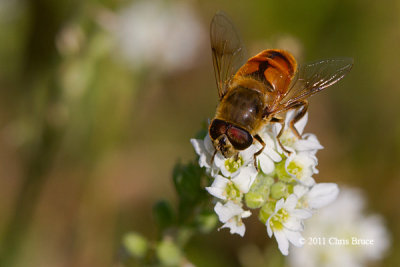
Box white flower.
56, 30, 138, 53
110, 0, 205, 72
191, 134, 258, 180
288, 187, 390, 267
273, 110, 323, 155
205, 172, 258, 202
213, 145, 257, 178
284, 152, 318, 186
230, 166, 258, 193
214, 202, 251, 237
266, 195, 312, 255
190, 135, 219, 177
294, 183, 339, 211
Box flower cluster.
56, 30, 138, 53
191, 111, 339, 255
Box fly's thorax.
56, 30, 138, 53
215, 86, 265, 133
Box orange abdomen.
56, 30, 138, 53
234, 49, 297, 95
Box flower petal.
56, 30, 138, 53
283, 216, 303, 232
204, 134, 216, 155
266, 217, 273, 237
290, 209, 312, 220
214, 202, 233, 223
221, 220, 246, 237
274, 198, 285, 212
274, 230, 290, 256
206, 187, 225, 199
295, 133, 324, 151
231, 166, 258, 193
258, 153, 275, 174
240, 144, 259, 164
297, 176, 316, 187
308, 183, 339, 209
284, 228, 304, 248
293, 185, 309, 198
284, 194, 299, 210
190, 138, 210, 168
294, 111, 308, 135
214, 201, 245, 223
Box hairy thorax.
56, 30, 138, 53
215, 86, 267, 134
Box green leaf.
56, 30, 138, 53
153, 200, 175, 232
172, 161, 210, 224
173, 161, 203, 201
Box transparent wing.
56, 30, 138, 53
280, 58, 354, 107
210, 11, 247, 99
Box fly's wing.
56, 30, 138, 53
279, 58, 354, 108
210, 11, 247, 99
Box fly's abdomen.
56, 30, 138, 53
234, 49, 297, 95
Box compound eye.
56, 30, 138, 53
209, 119, 228, 140
226, 126, 253, 150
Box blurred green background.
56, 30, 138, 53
0, 0, 399, 266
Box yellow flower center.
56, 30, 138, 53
225, 156, 243, 173
225, 182, 241, 200
269, 208, 289, 231
287, 161, 303, 179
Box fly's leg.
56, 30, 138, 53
271, 117, 292, 154
288, 100, 309, 139
253, 134, 265, 170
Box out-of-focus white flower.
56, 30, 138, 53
294, 183, 339, 211
56, 24, 85, 56
0, 0, 20, 19
288, 187, 390, 267
214, 201, 251, 237
266, 195, 312, 255
109, 0, 205, 72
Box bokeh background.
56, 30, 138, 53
0, 0, 399, 266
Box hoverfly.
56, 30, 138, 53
208, 12, 353, 166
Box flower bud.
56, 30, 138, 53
275, 159, 295, 182
123, 232, 148, 258
245, 174, 273, 208
156, 238, 182, 266
196, 211, 218, 233
258, 201, 276, 224
270, 182, 288, 199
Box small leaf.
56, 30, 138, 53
153, 200, 175, 232
173, 161, 210, 223
173, 161, 205, 203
